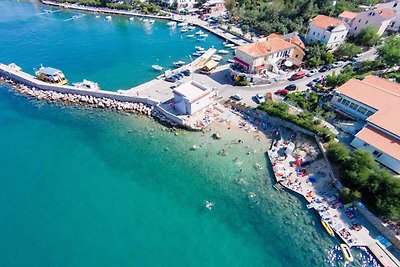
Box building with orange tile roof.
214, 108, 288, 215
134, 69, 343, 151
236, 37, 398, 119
232, 37, 298, 74
331, 75, 400, 173
376, 0, 400, 31
305, 15, 349, 50
339, 8, 396, 37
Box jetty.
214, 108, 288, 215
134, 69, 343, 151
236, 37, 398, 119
267, 138, 400, 267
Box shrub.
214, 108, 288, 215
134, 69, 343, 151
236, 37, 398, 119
326, 141, 350, 164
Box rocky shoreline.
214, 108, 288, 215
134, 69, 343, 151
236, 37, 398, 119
0, 76, 179, 129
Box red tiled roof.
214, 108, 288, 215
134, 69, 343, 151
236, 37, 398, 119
339, 11, 358, 19
311, 15, 345, 29
336, 75, 400, 136
236, 38, 294, 57
375, 8, 396, 19
355, 126, 400, 160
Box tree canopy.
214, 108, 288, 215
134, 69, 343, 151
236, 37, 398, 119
379, 36, 400, 68
355, 26, 380, 47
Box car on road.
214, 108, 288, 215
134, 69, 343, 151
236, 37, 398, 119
254, 93, 265, 104
231, 94, 243, 101
290, 71, 306, 80
307, 69, 318, 77
285, 84, 297, 91
275, 89, 289, 96
307, 77, 321, 87
352, 54, 363, 61
319, 65, 331, 72
165, 76, 177, 83
182, 69, 191, 76
332, 61, 345, 68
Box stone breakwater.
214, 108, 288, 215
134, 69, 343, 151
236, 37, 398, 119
0, 76, 179, 128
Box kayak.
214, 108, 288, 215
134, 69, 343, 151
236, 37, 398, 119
321, 219, 335, 237
340, 243, 354, 263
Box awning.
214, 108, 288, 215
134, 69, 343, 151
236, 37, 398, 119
233, 57, 249, 67
204, 59, 218, 71
255, 65, 265, 69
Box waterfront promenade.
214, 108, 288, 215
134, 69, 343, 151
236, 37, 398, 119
267, 139, 400, 267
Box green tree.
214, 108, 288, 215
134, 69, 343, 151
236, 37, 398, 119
322, 52, 335, 64
99, 0, 108, 6
378, 36, 400, 68
327, 141, 350, 164
356, 26, 379, 47
225, 0, 236, 12
335, 42, 362, 59
241, 24, 249, 35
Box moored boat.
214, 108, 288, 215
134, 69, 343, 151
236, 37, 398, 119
199, 33, 208, 38
35, 66, 68, 85
224, 43, 235, 48
195, 30, 204, 35
340, 244, 354, 263
211, 55, 222, 62
129, 17, 134, 21
167, 21, 177, 27
321, 219, 335, 237
218, 49, 229, 54
152, 65, 163, 71
195, 46, 204, 51
73, 79, 100, 90
105, 15, 112, 20
196, 38, 206, 42
187, 26, 196, 30
227, 59, 235, 63
173, 61, 185, 67
186, 34, 195, 38
177, 22, 188, 27
148, 19, 155, 24
192, 52, 202, 57
180, 28, 188, 33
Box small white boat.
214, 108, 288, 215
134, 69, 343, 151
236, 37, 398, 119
129, 17, 134, 21
8, 63, 22, 71
95, 15, 100, 18
195, 30, 204, 35
73, 79, 100, 90
199, 34, 208, 38
205, 200, 214, 210
195, 46, 204, 51
211, 55, 223, 62
192, 52, 202, 57
180, 28, 188, 33
105, 15, 112, 20
167, 21, 177, 27
142, 18, 149, 23
186, 34, 195, 38
152, 65, 163, 71
198, 50, 206, 54
224, 43, 235, 47
197, 38, 206, 42
187, 26, 196, 30
227, 59, 235, 63
218, 50, 229, 54
173, 61, 185, 67
178, 22, 188, 27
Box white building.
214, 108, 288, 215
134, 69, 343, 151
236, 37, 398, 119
161, 0, 196, 9
173, 81, 215, 115
339, 8, 396, 36
305, 15, 349, 50
331, 75, 400, 173
376, 0, 400, 32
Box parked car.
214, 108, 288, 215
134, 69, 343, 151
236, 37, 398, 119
332, 61, 345, 68
307, 69, 318, 77
265, 92, 273, 101
285, 84, 297, 91
291, 71, 306, 80
182, 69, 191, 76
231, 94, 243, 101
275, 89, 289, 96
319, 65, 331, 72
165, 76, 177, 83
307, 77, 321, 87
352, 54, 363, 61
254, 93, 265, 104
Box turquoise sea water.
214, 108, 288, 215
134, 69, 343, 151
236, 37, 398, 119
0, 1, 381, 266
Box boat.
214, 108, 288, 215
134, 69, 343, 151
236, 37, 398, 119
73, 79, 100, 90
224, 43, 235, 48
173, 61, 185, 67
198, 50, 206, 54
218, 50, 229, 54
192, 52, 202, 57
195, 46, 204, 51
340, 244, 354, 263
187, 26, 196, 30
199, 33, 208, 38
177, 22, 188, 27
180, 28, 188, 33
35, 66, 68, 85
195, 30, 204, 35
152, 65, 163, 71
211, 55, 223, 62
321, 219, 335, 237
95, 15, 100, 18
227, 59, 235, 63
167, 21, 177, 27
196, 38, 206, 42
105, 15, 112, 20
142, 18, 149, 23
129, 17, 134, 21
8, 63, 22, 71
186, 34, 195, 38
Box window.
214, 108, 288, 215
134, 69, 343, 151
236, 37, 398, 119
341, 99, 351, 106
354, 27, 358, 30
357, 106, 368, 115
363, 143, 369, 147
366, 110, 374, 117
358, 19, 361, 23
394, 3, 398, 7
349, 102, 359, 110
373, 150, 383, 158
365, 21, 368, 24
334, 36, 337, 40
313, 31, 315, 35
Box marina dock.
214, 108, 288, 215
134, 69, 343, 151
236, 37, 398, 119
267, 138, 400, 267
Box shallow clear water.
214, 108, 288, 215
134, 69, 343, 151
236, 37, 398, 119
0, 1, 381, 266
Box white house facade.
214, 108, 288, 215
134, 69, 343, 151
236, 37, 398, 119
173, 81, 215, 116
305, 15, 349, 50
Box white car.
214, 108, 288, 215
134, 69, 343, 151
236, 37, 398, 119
231, 94, 243, 101
352, 54, 363, 61
254, 93, 265, 104
306, 69, 318, 77
332, 61, 345, 68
